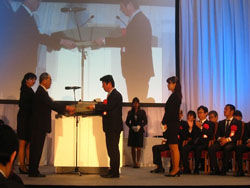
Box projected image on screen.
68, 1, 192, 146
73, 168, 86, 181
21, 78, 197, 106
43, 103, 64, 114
0, 0, 176, 103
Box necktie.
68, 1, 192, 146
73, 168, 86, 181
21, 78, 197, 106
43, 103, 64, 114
225, 120, 230, 132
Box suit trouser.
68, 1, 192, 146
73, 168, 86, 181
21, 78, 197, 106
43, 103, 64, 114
208, 142, 235, 172
105, 131, 121, 175
29, 130, 46, 174
182, 143, 208, 170
152, 144, 169, 167
125, 76, 150, 102
236, 144, 250, 172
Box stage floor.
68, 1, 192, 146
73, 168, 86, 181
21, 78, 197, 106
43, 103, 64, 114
14, 165, 250, 187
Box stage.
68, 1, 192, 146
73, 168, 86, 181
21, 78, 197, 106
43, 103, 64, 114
15, 165, 249, 187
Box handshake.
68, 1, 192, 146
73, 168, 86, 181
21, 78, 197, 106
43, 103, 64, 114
132, 125, 141, 132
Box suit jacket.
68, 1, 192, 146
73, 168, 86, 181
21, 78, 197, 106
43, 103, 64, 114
215, 118, 242, 143
194, 120, 214, 145
185, 121, 201, 145
106, 11, 154, 78
95, 89, 123, 133
126, 109, 147, 134
161, 92, 181, 125
18, 85, 35, 115
242, 122, 250, 145
13, 6, 61, 72
0, 0, 16, 64
32, 86, 65, 133
17, 85, 35, 132
178, 120, 189, 143
0, 173, 25, 188
0, 5, 62, 98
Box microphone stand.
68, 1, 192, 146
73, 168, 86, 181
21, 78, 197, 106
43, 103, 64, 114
70, 75, 81, 176
70, 11, 94, 177
73, 11, 86, 101
72, 13, 84, 175
73, 11, 86, 176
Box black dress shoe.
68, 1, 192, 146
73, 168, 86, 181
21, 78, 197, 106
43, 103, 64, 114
220, 171, 227, 176
19, 167, 28, 174
165, 171, 181, 177
193, 169, 200, 175
183, 169, 191, 174
209, 170, 220, 175
234, 171, 245, 177
150, 168, 165, 173
28, 173, 46, 177
100, 173, 119, 178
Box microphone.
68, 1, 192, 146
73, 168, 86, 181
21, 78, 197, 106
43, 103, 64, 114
80, 15, 95, 27
65, 86, 81, 90
61, 7, 86, 13
116, 16, 127, 27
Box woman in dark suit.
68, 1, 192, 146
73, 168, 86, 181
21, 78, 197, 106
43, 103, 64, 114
17, 72, 37, 174
126, 97, 147, 168
162, 76, 182, 177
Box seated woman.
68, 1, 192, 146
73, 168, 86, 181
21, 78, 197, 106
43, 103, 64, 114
126, 97, 147, 168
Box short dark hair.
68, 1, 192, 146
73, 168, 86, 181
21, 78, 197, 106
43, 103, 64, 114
225, 104, 236, 113
39, 72, 50, 84
234, 110, 242, 117
179, 109, 183, 115
21, 72, 37, 90
208, 110, 218, 117
0, 119, 4, 126
120, 0, 139, 9
187, 110, 196, 119
0, 125, 19, 166
132, 97, 140, 104
100, 75, 115, 87
197, 105, 208, 113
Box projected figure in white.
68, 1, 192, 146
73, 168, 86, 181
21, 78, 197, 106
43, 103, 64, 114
0, 0, 76, 99
95, 0, 154, 102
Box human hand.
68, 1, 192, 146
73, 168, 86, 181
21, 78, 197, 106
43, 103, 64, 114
161, 124, 167, 132
60, 39, 76, 49
94, 37, 105, 46
87, 104, 95, 110
132, 126, 138, 132
66, 105, 75, 115
196, 121, 202, 129
219, 137, 227, 146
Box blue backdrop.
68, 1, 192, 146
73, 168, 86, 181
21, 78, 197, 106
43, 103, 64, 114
180, 0, 250, 121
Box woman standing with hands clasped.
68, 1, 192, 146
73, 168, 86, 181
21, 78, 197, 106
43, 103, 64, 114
17, 72, 37, 174
162, 76, 182, 177
126, 97, 147, 168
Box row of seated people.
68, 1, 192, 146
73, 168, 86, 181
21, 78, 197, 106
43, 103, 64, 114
151, 104, 250, 177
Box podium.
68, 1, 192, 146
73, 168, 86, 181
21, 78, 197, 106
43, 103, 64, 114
54, 115, 123, 174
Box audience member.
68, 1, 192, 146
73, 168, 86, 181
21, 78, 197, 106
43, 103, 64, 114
0, 124, 25, 188
126, 97, 147, 168
208, 104, 242, 175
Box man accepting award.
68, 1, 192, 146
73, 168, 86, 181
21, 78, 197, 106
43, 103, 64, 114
95, 0, 154, 102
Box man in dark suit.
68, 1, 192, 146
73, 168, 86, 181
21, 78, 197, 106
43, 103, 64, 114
29, 72, 75, 177
89, 75, 123, 178
235, 122, 250, 176
0, 0, 76, 99
0, 124, 25, 188
95, 0, 154, 102
182, 106, 214, 174
208, 104, 242, 175
0, 0, 18, 88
